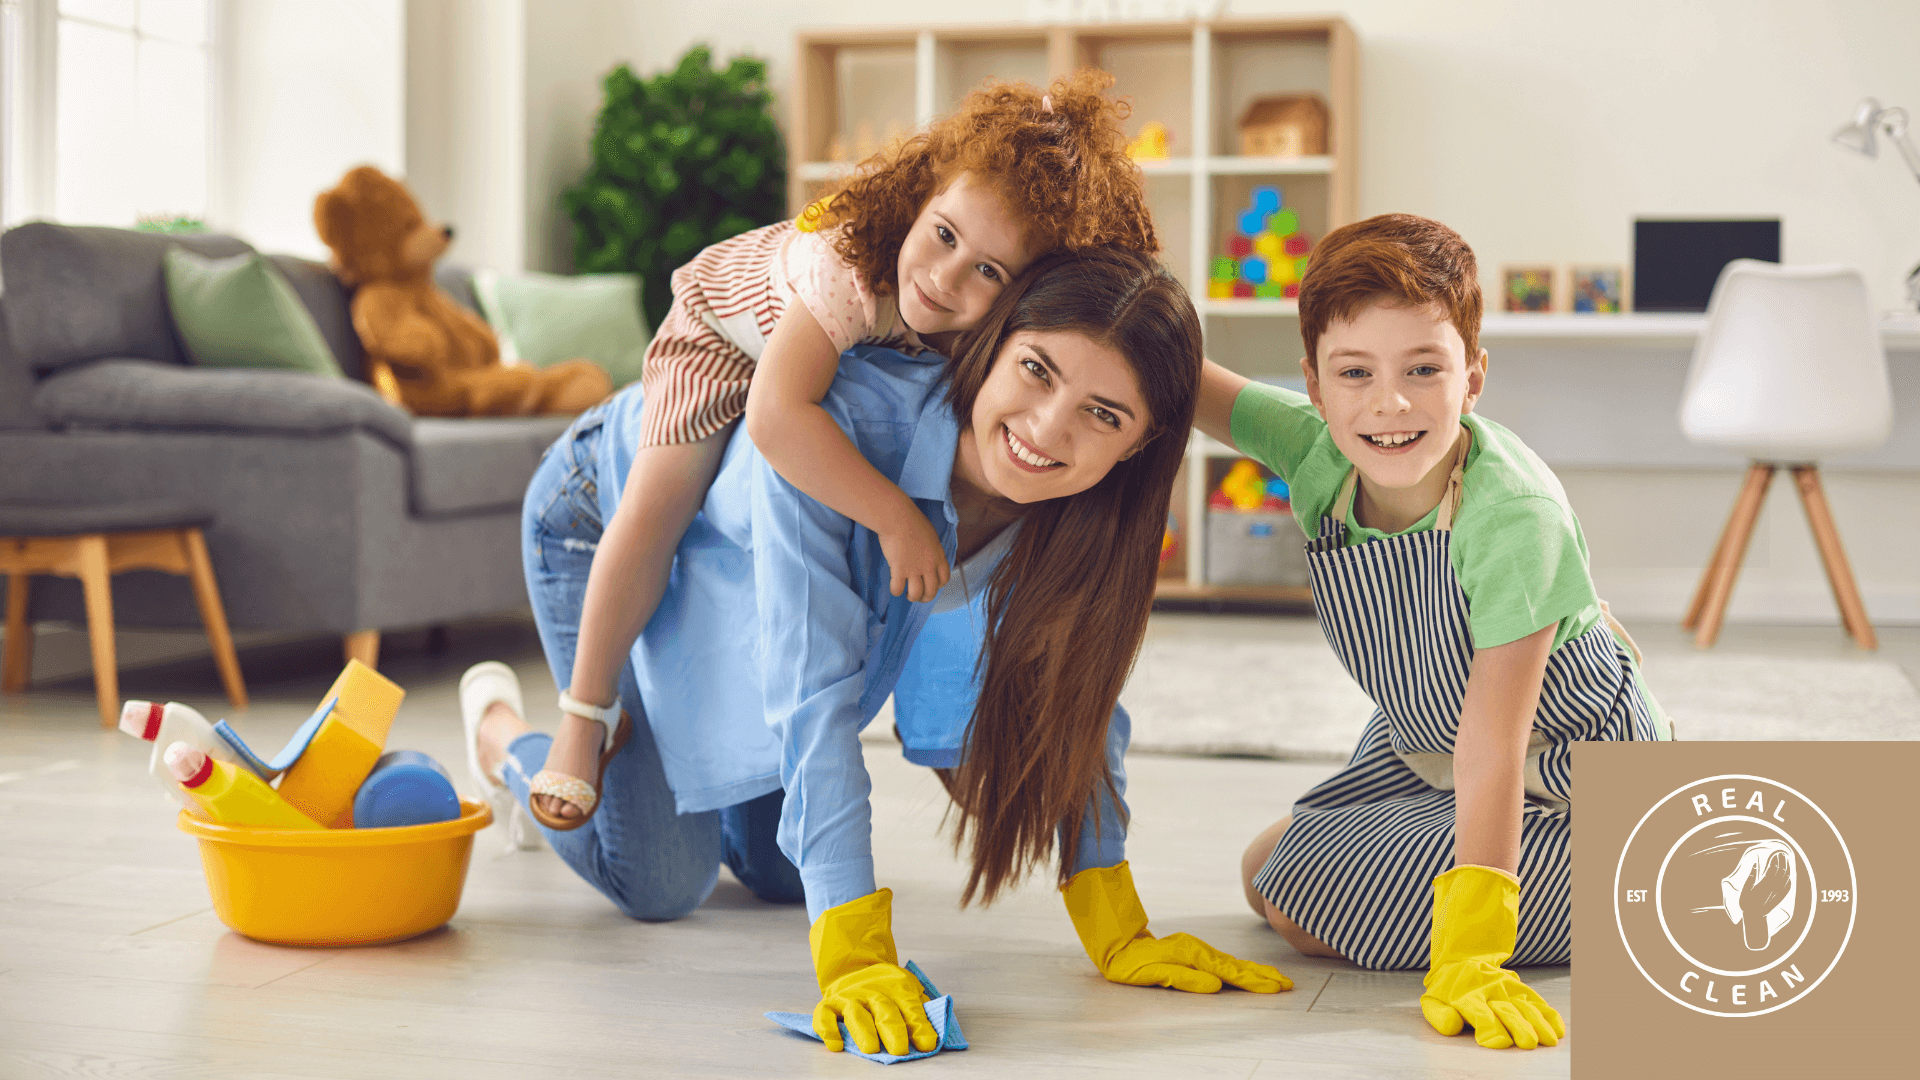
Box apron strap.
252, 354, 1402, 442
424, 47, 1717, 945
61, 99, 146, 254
1334, 426, 1473, 535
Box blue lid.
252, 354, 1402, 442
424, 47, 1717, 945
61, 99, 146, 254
353, 750, 461, 829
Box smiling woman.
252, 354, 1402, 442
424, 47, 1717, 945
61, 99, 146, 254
461, 247, 1290, 1058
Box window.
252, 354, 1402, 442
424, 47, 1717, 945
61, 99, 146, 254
54, 0, 212, 226
0, 0, 35, 228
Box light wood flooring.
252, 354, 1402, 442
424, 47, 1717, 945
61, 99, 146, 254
32, 614, 1909, 1077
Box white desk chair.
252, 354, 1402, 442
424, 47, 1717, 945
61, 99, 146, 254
1679, 260, 1891, 649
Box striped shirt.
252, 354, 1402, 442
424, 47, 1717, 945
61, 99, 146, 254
637, 220, 924, 446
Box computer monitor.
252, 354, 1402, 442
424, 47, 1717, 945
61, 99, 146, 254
1633, 219, 1781, 312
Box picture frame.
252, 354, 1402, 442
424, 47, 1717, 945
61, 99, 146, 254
1571, 264, 1627, 314
1502, 265, 1555, 313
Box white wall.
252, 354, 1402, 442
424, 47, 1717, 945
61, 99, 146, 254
405, 0, 524, 272
217, 0, 404, 260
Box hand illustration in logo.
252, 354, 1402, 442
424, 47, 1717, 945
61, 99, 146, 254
1719, 840, 1795, 951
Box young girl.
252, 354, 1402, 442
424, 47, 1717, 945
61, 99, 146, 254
525, 71, 1158, 829
1201, 214, 1673, 1051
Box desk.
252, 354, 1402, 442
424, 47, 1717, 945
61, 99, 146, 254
1478, 311, 1920, 349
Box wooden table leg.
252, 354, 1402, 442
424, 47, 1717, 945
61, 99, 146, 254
3, 572, 30, 693
1694, 463, 1775, 649
181, 528, 248, 708
343, 630, 380, 670
1790, 465, 1878, 650
75, 535, 118, 727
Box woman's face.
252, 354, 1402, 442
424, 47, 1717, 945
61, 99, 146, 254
958, 329, 1153, 505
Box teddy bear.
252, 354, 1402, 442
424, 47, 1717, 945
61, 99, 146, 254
313, 166, 611, 417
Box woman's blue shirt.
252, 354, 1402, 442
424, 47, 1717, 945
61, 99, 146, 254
593, 345, 1129, 920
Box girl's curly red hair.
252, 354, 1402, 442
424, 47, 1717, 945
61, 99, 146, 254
814, 69, 1158, 295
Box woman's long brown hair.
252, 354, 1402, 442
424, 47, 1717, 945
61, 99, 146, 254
940, 247, 1202, 906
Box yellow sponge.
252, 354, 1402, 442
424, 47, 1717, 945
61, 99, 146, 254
277, 660, 403, 828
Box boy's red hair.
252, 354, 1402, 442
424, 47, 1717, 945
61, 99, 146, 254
814, 69, 1158, 293
1298, 213, 1482, 368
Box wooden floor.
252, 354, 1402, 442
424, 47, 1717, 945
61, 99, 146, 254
0, 614, 1616, 1078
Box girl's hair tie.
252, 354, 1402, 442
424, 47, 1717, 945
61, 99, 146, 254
1041, 94, 1054, 114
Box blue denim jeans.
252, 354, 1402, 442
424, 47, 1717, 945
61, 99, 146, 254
508, 405, 803, 920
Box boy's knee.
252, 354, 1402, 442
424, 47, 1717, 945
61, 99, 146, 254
1240, 815, 1293, 916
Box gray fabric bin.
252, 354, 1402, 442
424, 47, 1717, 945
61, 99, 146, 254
1205, 509, 1309, 587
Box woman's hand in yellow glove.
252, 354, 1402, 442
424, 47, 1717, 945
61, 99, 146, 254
809, 889, 939, 1056
1420, 865, 1567, 1050
1063, 862, 1292, 993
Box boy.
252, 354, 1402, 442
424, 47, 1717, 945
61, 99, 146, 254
1197, 213, 1669, 1051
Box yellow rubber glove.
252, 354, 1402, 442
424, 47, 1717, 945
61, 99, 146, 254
1420, 865, 1568, 1050
1062, 861, 1292, 993
809, 889, 939, 1056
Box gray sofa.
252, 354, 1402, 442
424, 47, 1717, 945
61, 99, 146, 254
0, 222, 574, 665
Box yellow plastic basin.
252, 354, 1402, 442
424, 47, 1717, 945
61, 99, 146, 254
178, 799, 493, 947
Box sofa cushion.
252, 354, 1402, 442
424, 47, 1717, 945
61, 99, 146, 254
0, 305, 42, 430
32, 358, 413, 450
409, 415, 573, 516
267, 254, 367, 383
473, 269, 651, 388
0, 223, 253, 373
163, 248, 345, 378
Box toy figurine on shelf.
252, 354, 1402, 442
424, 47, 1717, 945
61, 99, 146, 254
1208, 185, 1313, 301
1128, 121, 1172, 161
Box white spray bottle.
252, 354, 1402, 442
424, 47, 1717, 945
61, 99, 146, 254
118, 700, 246, 814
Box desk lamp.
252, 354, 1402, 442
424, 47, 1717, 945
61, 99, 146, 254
1834, 98, 1920, 309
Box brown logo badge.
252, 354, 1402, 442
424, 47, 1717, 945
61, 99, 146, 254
1613, 774, 1856, 1017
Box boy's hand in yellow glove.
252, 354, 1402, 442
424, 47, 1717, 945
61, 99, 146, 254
1420, 865, 1567, 1050
809, 889, 938, 1056
1063, 861, 1292, 993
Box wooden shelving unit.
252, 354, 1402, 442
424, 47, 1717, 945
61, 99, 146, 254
791, 16, 1359, 606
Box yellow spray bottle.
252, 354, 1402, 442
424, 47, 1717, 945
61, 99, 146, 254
164, 743, 324, 830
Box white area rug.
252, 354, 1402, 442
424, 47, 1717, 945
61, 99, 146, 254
1118, 618, 1920, 759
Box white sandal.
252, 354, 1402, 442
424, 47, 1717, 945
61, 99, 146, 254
459, 661, 542, 851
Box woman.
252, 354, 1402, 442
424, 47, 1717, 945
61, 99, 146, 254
461, 249, 1288, 1058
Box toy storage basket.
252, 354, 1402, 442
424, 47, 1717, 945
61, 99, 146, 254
178, 799, 492, 946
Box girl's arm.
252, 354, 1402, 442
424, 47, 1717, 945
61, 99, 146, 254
1452, 623, 1556, 872
1194, 359, 1250, 451
745, 304, 950, 602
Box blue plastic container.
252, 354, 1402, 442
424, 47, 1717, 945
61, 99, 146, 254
352, 750, 462, 829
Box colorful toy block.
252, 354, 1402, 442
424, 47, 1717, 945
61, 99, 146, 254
1211, 185, 1314, 301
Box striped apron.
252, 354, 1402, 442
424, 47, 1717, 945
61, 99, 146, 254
1251, 431, 1666, 970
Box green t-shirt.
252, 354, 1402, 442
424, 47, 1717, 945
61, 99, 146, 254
1230, 383, 1603, 651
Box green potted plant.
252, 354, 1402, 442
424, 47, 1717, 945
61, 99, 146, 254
565, 45, 786, 329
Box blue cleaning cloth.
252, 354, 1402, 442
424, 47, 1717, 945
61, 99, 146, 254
766, 960, 967, 1064
214, 696, 337, 781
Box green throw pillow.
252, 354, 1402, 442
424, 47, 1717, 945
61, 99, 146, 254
162, 247, 344, 377
472, 269, 651, 389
